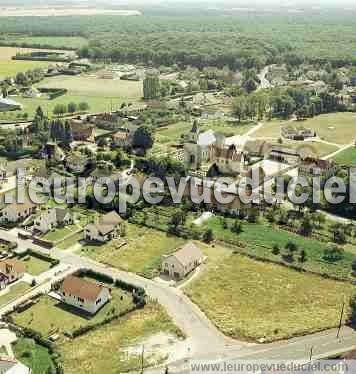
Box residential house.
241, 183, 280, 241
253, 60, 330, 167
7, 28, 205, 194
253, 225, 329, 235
281, 125, 316, 140
23, 87, 41, 98
41, 142, 65, 162
33, 207, 74, 234
298, 158, 337, 179
70, 119, 96, 142
268, 146, 301, 165
59, 275, 111, 315
162, 242, 204, 279
0, 259, 25, 290
0, 200, 37, 224
0, 357, 31, 374
84, 211, 124, 243
112, 126, 137, 149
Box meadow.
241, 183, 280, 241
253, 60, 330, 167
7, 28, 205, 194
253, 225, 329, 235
0, 46, 56, 79
335, 147, 356, 166
185, 253, 356, 342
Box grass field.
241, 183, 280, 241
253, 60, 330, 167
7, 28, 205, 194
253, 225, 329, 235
185, 253, 356, 342
81, 224, 185, 278
0, 47, 52, 79
255, 114, 356, 146
42, 225, 80, 243
335, 146, 356, 166
13, 338, 55, 374
202, 216, 356, 282
0, 282, 31, 307
17, 254, 52, 276
4, 36, 88, 49
58, 302, 181, 374
13, 289, 134, 338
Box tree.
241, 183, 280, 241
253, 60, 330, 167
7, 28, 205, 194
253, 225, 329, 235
300, 214, 314, 236
323, 245, 344, 263
231, 220, 243, 234
78, 102, 90, 112
285, 241, 298, 253
53, 104, 67, 117
299, 249, 307, 263
351, 260, 356, 275
272, 244, 280, 255
203, 229, 214, 243
64, 120, 73, 144
132, 126, 154, 151
243, 79, 257, 94
349, 295, 356, 327
67, 102, 77, 114
143, 71, 160, 100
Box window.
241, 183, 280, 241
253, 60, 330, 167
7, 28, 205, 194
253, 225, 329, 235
96, 298, 102, 305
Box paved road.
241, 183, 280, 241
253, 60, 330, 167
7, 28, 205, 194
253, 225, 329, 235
1, 227, 355, 370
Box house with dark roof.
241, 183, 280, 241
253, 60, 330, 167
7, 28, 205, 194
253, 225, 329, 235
34, 207, 74, 234
0, 259, 25, 290
0, 97, 23, 112
70, 119, 95, 142
84, 211, 124, 243
298, 158, 337, 179
59, 275, 111, 315
162, 242, 204, 279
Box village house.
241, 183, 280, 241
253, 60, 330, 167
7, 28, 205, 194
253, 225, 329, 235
59, 275, 111, 315
162, 242, 204, 280
66, 152, 90, 173
84, 211, 124, 243
33, 207, 74, 234
298, 158, 337, 179
0, 200, 37, 224
281, 125, 316, 141
70, 119, 96, 142
0, 259, 25, 290
40, 142, 66, 162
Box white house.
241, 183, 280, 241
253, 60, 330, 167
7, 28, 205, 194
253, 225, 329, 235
0, 358, 31, 374
162, 242, 204, 280
0, 200, 37, 224
34, 207, 74, 234
0, 259, 25, 290
84, 211, 123, 243
59, 275, 111, 315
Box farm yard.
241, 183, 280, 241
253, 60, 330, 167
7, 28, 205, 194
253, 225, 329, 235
185, 253, 356, 342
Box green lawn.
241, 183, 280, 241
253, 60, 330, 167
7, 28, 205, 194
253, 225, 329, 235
42, 225, 78, 243
56, 232, 84, 250
13, 338, 56, 374
202, 216, 356, 282
13, 289, 134, 338
17, 254, 52, 276
58, 302, 182, 374
81, 224, 185, 278
0, 282, 31, 307
185, 252, 356, 342
335, 146, 356, 166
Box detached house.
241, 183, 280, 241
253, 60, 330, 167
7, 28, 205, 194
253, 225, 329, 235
84, 211, 124, 243
0, 200, 37, 224
162, 242, 204, 280
59, 275, 111, 315
298, 158, 337, 179
71, 119, 96, 142
34, 207, 74, 234
0, 259, 25, 290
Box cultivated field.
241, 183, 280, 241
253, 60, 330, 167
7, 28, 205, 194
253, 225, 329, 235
0, 47, 51, 79
81, 224, 185, 278
0, 8, 141, 17
185, 253, 356, 342
4, 36, 88, 49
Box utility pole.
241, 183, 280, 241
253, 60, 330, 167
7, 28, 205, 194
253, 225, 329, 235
140, 345, 145, 374
337, 300, 345, 339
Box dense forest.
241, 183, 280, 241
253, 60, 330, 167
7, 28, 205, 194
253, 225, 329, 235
1, 11, 356, 69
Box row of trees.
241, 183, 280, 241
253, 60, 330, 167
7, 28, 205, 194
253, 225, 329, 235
53, 102, 90, 117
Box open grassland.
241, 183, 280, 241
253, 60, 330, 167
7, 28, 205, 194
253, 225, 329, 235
3, 36, 88, 49
335, 146, 356, 166
13, 291, 134, 338
0, 282, 31, 307
203, 217, 356, 282
17, 254, 52, 276
0, 47, 58, 79
13, 338, 56, 374
38, 75, 143, 98
58, 302, 181, 374
185, 253, 356, 342
81, 224, 185, 278
255, 113, 356, 146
